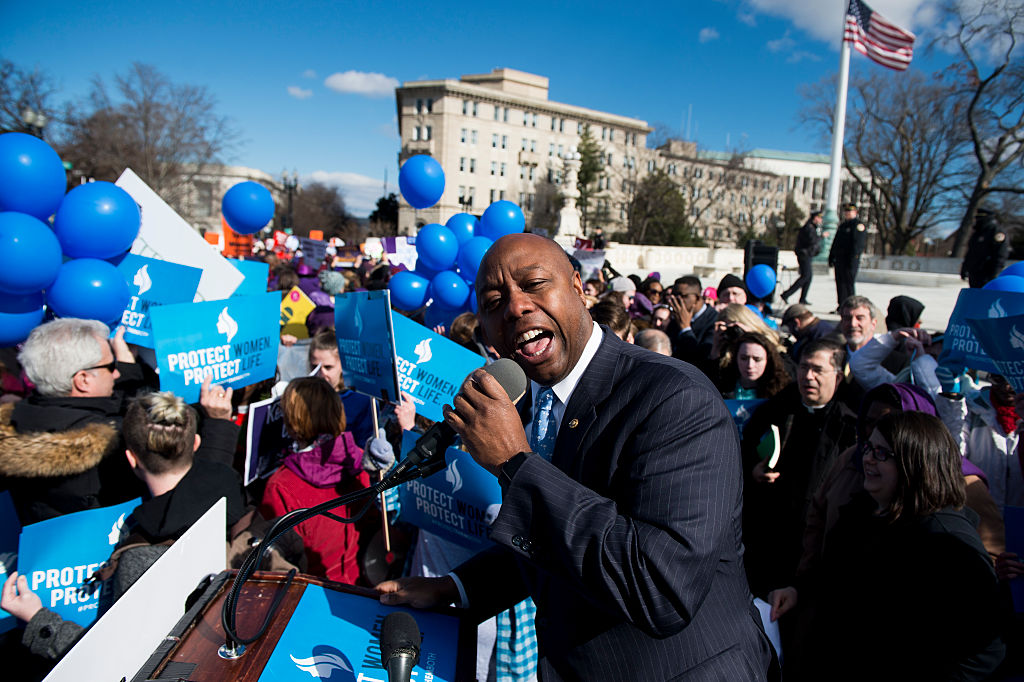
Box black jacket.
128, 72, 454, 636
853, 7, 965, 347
794, 219, 822, 259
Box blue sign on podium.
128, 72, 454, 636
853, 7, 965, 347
259, 585, 461, 681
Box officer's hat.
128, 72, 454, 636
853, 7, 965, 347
841, 203, 858, 212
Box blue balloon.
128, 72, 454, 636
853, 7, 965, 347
388, 270, 430, 311
222, 181, 275, 235
0, 291, 45, 347
416, 223, 458, 271
414, 258, 440, 280
53, 182, 141, 259
0, 212, 63, 294
424, 302, 462, 331
0, 133, 67, 221
478, 201, 525, 242
982, 275, 1024, 293
745, 264, 777, 299
1000, 262, 1024, 279
457, 236, 493, 284
445, 213, 478, 244
399, 155, 445, 209
431, 270, 470, 309
46, 258, 130, 325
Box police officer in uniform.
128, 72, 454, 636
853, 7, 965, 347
961, 208, 1009, 288
828, 203, 866, 310
781, 210, 823, 305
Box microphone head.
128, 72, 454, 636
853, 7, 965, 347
380, 611, 421, 668
484, 358, 529, 405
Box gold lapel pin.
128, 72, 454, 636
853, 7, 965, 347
567, 418, 579, 429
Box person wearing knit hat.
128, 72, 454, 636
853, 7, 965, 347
717, 274, 748, 306
604, 276, 636, 308
319, 270, 346, 297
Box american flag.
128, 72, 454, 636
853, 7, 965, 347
844, 0, 916, 71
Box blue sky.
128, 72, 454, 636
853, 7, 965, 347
4, 0, 955, 216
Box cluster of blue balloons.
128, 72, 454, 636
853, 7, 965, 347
390, 155, 526, 324
222, 181, 275, 234
0, 133, 140, 345
982, 262, 1024, 293
745, 264, 777, 299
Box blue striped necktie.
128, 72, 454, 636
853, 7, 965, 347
531, 386, 557, 460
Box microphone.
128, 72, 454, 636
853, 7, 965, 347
389, 358, 528, 480
380, 611, 421, 682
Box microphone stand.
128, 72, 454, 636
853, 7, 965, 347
218, 456, 446, 659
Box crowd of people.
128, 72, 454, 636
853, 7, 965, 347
0, 235, 1020, 681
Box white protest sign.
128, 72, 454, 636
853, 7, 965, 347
116, 168, 244, 301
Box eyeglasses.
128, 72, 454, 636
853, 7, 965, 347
798, 364, 836, 377
78, 360, 117, 376
862, 442, 894, 462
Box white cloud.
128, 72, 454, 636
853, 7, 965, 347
324, 70, 400, 98
308, 170, 396, 217
287, 85, 313, 100
743, 0, 935, 43
766, 31, 795, 52
738, 10, 757, 26
699, 27, 721, 43
302, 69, 317, 79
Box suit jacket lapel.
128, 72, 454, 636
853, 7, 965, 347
553, 330, 622, 475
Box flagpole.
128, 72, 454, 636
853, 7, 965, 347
818, 7, 853, 263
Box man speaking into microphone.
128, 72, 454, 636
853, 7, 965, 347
378, 234, 776, 680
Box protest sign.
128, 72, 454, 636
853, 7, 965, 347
391, 313, 485, 422
17, 498, 140, 628
244, 394, 291, 485
724, 399, 767, 435
0, 491, 20, 634
258, 584, 462, 682
230, 258, 271, 296
113, 254, 202, 348
297, 236, 327, 269
573, 248, 605, 281
151, 292, 279, 403
222, 218, 254, 258
397, 432, 502, 552
939, 289, 1024, 373
116, 168, 244, 301
280, 286, 316, 339
967, 313, 1024, 391
334, 291, 401, 403
1006, 506, 1024, 612
381, 236, 418, 271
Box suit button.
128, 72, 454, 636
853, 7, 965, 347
511, 535, 523, 548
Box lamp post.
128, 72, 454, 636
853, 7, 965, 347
21, 107, 48, 138
281, 170, 298, 234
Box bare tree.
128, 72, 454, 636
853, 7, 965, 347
60, 63, 237, 212
625, 169, 704, 246
287, 181, 363, 243
800, 70, 963, 255
0, 59, 62, 137
937, 0, 1024, 257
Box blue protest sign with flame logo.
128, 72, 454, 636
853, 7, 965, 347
114, 254, 202, 348
333, 290, 401, 403
396, 432, 502, 552
151, 292, 279, 403
939, 289, 1024, 374
229, 258, 271, 296
15, 498, 140, 628
259, 584, 462, 681
967, 313, 1024, 392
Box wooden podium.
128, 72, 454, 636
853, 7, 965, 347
132, 571, 475, 682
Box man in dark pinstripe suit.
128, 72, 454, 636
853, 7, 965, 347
380, 234, 777, 680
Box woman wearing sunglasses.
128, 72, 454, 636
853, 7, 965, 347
768, 412, 1005, 680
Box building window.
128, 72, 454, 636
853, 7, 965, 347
460, 128, 467, 143
606, 152, 613, 165
648, 160, 656, 171
532, 113, 538, 128
549, 143, 555, 157
530, 139, 536, 152
694, 168, 703, 179
458, 185, 466, 202
557, 144, 563, 157
740, 195, 747, 205
693, 188, 701, 199
551, 116, 557, 131
426, 98, 433, 113
519, 192, 526, 205
521, 138, 528, 151
424, 126, 432, 140
471, 130, 478, 144
490, 189, 497, 203
470, 159, 476, 173
528, 193, 535, 210
777, 181, 785, 192
502, 135, 508, 149
500, 163, 506, 177
415, 98, 423, 113
601, 127, 607, 141
577, 122, 583, 134
524, 112, 530, 126
468, 187, 475, 205
463, 100, 469, 115
472, 102, 478, 116
500, 190, 506, 200
504, 107, 510, 122
559, 119, 565, 132
412, 126, 420, 141
741, 176, 749, 187
459, 157, 466, 172
491, 162, 497, 176
775, 199, 782, 209
520, 165, 526, 179
609, 129, 615, 143
528, 166, 535, 181
667, 164, 676, 176
492, 134, 499, 148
